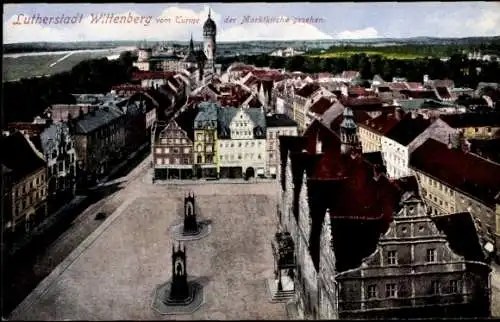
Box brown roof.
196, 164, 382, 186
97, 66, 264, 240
340, 96, 384, 109
406, 82, 423, 89
385, 113, 432, 146
388, 82, 408, 90
439, 112, 500, 129
402, 89, 439, 100
309, 97, 335, 115
359, 111, 402, 135
410, 138, 500, 207
0, 132, 46, 182
131, 71, 176, 81
295, 83, 320, 98
7, 123, 46, 136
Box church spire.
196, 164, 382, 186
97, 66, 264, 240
189, 33, 194, 52
340, 107, 361, 155
208, 7, 211, 18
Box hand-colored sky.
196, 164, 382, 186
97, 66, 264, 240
3, 2, 500, 43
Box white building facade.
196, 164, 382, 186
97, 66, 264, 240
217, 107, 267, 178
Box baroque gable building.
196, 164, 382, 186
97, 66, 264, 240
274, 107, 491, 319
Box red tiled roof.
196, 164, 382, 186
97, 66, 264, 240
402, 89, 438, 100
132, 71, 176, 81
316, 72, 333, 78
340, 96, 384, 108
359, 111, 402, 135
244, 75, 260, 87
7, 122, 46, 135
385, 113, 432, 146
406, 82, 423, 89
309, 97, 335, 115
230, 65, 255, 72
329, 110, 372, 133
388, 82, 409, 90
348, 87, 373, 97
410, 138, 500, 207
295, 83, 321, 98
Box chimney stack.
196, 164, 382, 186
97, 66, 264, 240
316, 133, 322, 154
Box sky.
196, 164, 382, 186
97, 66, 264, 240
3, 2, 500, 44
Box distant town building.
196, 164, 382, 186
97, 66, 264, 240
193, 102, 219, 178
270, 47, 305, 57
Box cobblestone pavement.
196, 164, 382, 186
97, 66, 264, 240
491, 263, 500, 317
9, 170, 286, 320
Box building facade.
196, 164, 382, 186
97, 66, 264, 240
0, 132, 48, 238
217, 107, 266, 179
410, 138, 500, 259
265, 114, 298, 178
193, 102, 218, 178
70, 106, 126, 186
151, 105, 197, 180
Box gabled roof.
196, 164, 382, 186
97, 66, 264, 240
173, 106, 199, 142
385, 114, 431, 146
0, 132, 46, 182
295, 83, 320, 98
432, 212, 486, 262
309, 97, 335, 115
360, 111, 402, 135
410, 138, 500, 207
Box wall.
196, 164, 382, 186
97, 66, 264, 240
411, 169, 457, 216
266, 126, 298, 177
217, 139, 266, 172
359, 126, 382, 153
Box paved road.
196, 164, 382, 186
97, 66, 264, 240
2, 153, 151, 317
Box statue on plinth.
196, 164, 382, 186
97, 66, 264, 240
167, 243, 190, 303
183, 192, 198, 234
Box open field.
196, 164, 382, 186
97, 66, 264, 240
3, 47, 134, 82
307, 51, 430, 60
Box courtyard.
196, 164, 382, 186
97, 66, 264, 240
9, 182, 287, 320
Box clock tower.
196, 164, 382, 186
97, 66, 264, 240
203, 8, 217, 73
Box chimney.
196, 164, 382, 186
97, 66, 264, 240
447, 134, 453, 149
316, 132, 322, 154
395, 107, 403, 120
411, 112, 417, 119
422, 113, 429, 120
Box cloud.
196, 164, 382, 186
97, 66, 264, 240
335, 27, 379, 39
218, 17, 332, 42
3, 7, 332, 43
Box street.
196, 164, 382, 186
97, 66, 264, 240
1, 151, 151, 317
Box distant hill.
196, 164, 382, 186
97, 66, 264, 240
4, 36, 500, 55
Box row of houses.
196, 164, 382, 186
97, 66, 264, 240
152, 101, 298, 180
220, 63, 500, 262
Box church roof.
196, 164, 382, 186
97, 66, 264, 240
203, 10, 216, 33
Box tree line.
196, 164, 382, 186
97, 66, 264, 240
218, 53, 500, 88
2, 52, 137, 127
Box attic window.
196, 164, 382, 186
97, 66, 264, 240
401, 227, 407, 233
418, 225, 424, 232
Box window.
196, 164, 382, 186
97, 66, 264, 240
161, 138, 167, 144
426, 249, 436, 263
258, 154, 261, 159
431, 281, 440, 295
173, 148, 179, 154
174, 158, 180, 164
385, 284, 397, 298
156, 158, 163, 165
164, 148, 170, 154
387, 250, 397, 265
155, 148, 162, 154
182, 139, 187, 144
449, 280, 458, 293
238, 154, 242, 160
184, 147, 190, 154
164, 158, 170, 164
197, 134, 203, 141
367, 285, 377, 299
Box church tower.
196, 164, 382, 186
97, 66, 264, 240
340, 107, 361, 155
203, 8, 217, 73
